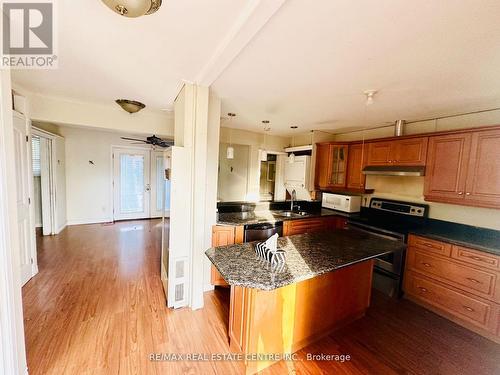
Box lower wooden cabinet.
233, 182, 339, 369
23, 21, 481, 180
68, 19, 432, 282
211, 225, 243, 286
405, 234, 500, 343
283, 216, 342, 236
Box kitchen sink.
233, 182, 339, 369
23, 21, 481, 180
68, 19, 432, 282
273, 210, 312, 218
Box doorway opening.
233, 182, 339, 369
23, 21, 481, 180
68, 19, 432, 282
31, 130, 57, 237
259, 154, 277, 201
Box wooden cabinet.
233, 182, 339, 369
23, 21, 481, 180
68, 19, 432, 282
346, 143, 367, 190
211, 225, 243, 286
464, 129, 500, 207
283, 216, 341, 236
424, 133, 471, 202
405, 234, 500, 343
424, 129, 500, 208
314, 143, 349, 190
316, 142, 366, 191
329, 144, 349, 188
367, 137, 428, 166
315, 143, 331, 189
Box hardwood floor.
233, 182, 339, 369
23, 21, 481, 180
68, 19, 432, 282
23, 220, 499, 375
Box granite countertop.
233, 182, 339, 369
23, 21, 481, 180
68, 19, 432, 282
205, 229, 405, 290
410, 220, 500, 256
217, 208, 356, 226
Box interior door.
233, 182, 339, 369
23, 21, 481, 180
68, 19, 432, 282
13, 115, 34, 285
113, 148, 151, 220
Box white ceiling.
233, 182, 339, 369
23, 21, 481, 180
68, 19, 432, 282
13, 1, 500, 136
212, 0, 500, 135
12, 0, 248, 110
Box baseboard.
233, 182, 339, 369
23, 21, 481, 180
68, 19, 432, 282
66, 218, 113, 226
55, 221, 67, 234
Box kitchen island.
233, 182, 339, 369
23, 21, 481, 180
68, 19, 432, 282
205, 228, 406, 374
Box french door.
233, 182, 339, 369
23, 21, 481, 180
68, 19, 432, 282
113, 148, 151, 220
113, 148, 168, 221
13, 114, 35, 285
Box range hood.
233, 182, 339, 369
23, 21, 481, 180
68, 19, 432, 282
362, 165, 425, 176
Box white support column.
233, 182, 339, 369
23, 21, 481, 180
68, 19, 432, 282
0, 71, 28, 374
172, 83, 221, 310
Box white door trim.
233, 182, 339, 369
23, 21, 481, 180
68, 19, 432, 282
32, 128, 57, 236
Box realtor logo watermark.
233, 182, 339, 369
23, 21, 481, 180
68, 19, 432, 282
2, 0, 58, 69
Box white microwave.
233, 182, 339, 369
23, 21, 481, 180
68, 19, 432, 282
322, 193, 361, 213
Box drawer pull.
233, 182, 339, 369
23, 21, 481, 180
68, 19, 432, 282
423, 243, 437, 249
466, 277, 482, 284
462, 306, 475, 312
418, 287, 428, 293
421, 262, 432, 268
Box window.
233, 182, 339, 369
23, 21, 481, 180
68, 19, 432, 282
32, 136, 41, 177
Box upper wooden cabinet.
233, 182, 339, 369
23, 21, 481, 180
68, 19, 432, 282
424, 129, 500, 209
346, 143, 367, 190
367, 137, 428, 166
314, 143, 349, 190
329, 144, 349, 188
465, 129, 500, 207
315, 143, 331, 189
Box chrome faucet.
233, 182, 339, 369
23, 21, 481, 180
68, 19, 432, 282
290, 189, 299, 212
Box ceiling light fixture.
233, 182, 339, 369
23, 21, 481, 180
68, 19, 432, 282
261, 120, 270, 161
116, 99, 146, 114
101, 0, 162, 18
289, 126, 298, 163
227, 113, 236, 160
363, 90, 378, 106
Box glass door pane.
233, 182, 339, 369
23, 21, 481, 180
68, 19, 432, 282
120, 154, 145, 213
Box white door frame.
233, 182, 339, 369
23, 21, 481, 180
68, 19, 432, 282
0, 71, 28, 375
150, 149, 168, 218
111, 145, 152, 221
32, 127, 57, 236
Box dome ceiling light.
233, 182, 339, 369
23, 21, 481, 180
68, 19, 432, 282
116, 99, 146, 114
101, 0, 162, 18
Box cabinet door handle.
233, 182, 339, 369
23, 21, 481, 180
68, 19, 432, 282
421, 262, 432, 268
458, 192, 463, 195
463, 306, 474, 312
466, 277, 482, 284
418, 287, 428, 293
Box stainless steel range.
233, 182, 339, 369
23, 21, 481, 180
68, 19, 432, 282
347, 198, 429, 297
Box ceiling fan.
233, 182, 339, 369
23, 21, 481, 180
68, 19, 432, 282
121, 135, 173, 148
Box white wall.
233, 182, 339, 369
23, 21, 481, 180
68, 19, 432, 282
218, 143, 250, 201
53, 125, 161, 225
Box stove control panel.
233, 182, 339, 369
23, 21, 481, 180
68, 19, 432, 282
370, 198, 428, 217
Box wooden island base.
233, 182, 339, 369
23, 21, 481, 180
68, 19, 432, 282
228, 260, 374, 374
